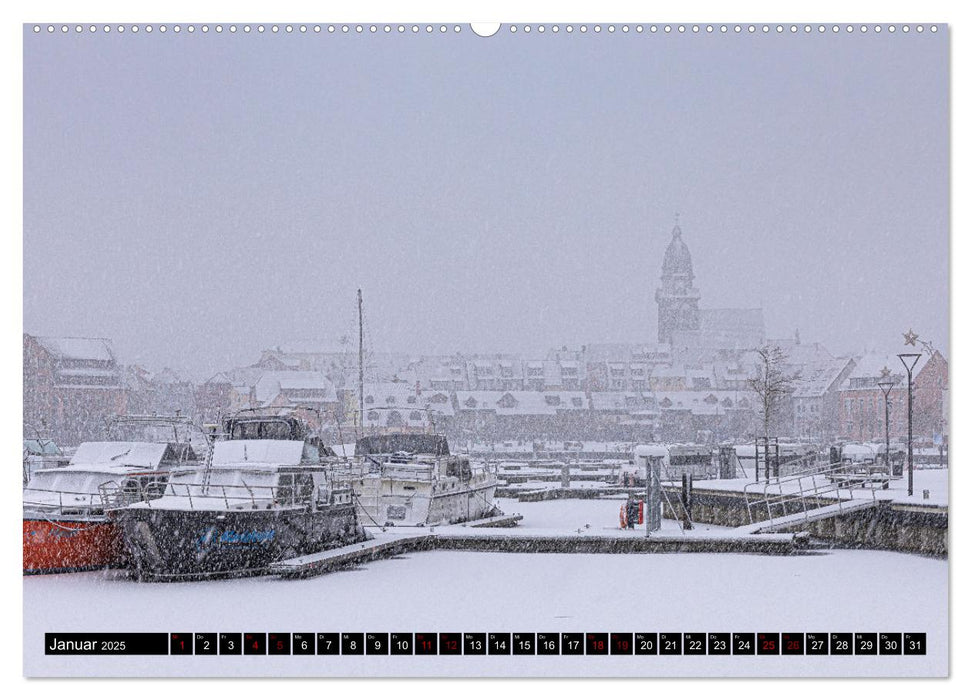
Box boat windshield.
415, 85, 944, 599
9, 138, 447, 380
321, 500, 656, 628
226, 418, 300, 441
355, 434, 450, 457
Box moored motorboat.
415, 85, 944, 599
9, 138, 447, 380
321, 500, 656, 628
23, 439, 197, 574
111, 408, 367, 581
347, 433, 499, 527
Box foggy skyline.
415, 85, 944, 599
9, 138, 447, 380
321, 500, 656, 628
24, 26, 948, 377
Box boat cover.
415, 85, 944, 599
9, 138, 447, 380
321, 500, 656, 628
70, 442, 168, 468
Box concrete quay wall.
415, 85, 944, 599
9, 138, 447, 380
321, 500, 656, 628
664, 487, 948, 558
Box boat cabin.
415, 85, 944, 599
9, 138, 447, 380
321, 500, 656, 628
353, 433, 476, 481
355, 433, 450, 458
23, 440, 195, 514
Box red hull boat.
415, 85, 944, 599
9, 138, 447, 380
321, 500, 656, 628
22, 437, 200, 575
23, 518, 125, 573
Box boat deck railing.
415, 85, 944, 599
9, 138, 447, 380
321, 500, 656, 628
130, 481, 335, 511
24, 486, 114, 516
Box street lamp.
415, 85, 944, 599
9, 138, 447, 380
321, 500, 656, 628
876, 368, 895, 476
897, 353, 922, 497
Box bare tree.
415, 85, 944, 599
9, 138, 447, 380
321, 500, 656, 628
748, 344, 800, 445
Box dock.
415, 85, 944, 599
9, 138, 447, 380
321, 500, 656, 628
733, 499, 879, 534
269, 518, 806, 579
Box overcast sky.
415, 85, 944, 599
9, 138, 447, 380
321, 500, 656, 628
23, 26, 948, 377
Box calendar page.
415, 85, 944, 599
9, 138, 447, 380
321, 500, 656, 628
22, 19, 948, 678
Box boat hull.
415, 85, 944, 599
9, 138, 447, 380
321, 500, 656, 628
356, 480, 498, 527
23, 517, 126, 574
112, 504, 365, 580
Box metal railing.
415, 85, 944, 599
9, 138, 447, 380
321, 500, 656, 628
98, 478, 168, 509
742, 461, 884, 526
131, 481, 330, 511
24, 485, 114, 515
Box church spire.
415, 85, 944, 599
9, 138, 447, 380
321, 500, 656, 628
655, 215, 701, 344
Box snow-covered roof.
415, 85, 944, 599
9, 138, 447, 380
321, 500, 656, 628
454, 391, 586, 415
793, 358, 855, 398
204, 372, 232, 386
589, 392, 655, 412
766, 339, 834, 366
70, 442, 168, 468
847, 354, 916, 381
655, 390, 754, 415
57, 367, 119, 378
362, 382, 454, 416
254, 372, 337, 404
36, 336, 115, 362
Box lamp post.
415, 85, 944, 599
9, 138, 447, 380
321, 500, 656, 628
898, 353, 922, 497
877, 369, 895, 476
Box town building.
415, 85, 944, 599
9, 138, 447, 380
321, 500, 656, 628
837, 354, 909, 443
23, 334, 127, 446
654, 220, 765, 363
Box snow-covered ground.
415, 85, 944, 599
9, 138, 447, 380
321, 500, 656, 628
501, 496, 731, 535
25, 497, 947, 677
701, 468, 949, 507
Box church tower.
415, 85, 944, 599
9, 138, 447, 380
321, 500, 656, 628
655, 217, 701, 344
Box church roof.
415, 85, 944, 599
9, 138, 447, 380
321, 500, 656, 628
662, 224, 693, 277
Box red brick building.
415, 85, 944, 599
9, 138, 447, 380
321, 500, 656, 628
912, 350, 948, 444
837, 351, 948, 445
23, 334, 128, 446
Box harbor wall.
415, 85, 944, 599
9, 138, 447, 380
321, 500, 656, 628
663, 487, 948, 558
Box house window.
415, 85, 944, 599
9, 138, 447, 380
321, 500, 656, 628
367, 410, 379, 421
365, 395, 374, 404
571, 397, 584, 408
409, 411, 423, 421
407, 395, 416, 404
464, 397, 477, 408
545, 395, 561, 406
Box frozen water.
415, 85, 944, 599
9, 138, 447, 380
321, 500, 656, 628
24, 547, 946, 677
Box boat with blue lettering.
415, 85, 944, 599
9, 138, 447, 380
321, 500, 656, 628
110, 408, 366, 580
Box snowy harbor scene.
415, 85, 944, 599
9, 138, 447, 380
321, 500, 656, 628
21, 20, 948, 680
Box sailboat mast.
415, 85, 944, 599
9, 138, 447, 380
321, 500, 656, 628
358, 288, 364, 432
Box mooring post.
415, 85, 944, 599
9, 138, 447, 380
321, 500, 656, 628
681, 473, 694, 530
644, 456, 662, 536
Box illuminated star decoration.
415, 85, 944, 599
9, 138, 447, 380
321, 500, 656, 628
903, 329, 919, 346
879, 366, 891, 379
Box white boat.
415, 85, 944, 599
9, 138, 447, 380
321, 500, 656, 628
22, 437, 70, 485
23, 440, 196, 573
347, 433, 499, 528
111, 409, 366, 580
